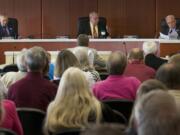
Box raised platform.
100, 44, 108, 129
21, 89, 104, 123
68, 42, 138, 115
0, 39, 179, 64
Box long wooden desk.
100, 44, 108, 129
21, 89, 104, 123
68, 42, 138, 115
0, 39, 180, 64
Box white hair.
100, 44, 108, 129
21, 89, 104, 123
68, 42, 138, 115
16, 49, 27, 72
142, 41, 158, 55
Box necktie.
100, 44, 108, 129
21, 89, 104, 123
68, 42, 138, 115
93, 25, 98, 38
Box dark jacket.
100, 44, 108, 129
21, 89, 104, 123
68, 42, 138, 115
78, 21, 109, 38
145, 54, 168, 70
0, 24, 17, 39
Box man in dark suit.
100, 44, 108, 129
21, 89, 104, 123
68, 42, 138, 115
0, 15, 17, 39
78, 12, 110, 39
161, 15, 180, 39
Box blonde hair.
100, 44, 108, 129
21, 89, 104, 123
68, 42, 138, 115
73, 48, 94, 71
44, 67, 102, 134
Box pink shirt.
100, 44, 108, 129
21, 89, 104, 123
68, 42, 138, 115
93, 75, 141, 101
0, 100, 23, 135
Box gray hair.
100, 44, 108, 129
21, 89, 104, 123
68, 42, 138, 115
25, 46, 47, 72
107, 51, 127, 75
134, 90, 180, 135
16, 49, 27, 72
142, 41, 158, 55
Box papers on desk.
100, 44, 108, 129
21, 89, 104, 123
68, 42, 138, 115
159, 33, 169, 39
159, 31, 179, 40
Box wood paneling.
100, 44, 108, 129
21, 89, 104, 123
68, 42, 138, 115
156, 0, 180, 34
14, 0, 42, 38
0, 0, 180, 38
98, 0, 126, 38
69, 0, 98, 37
125, 0, 156, 38
0, 0, 14, 17
42, 0, 70, 38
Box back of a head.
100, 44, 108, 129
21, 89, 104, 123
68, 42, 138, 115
134, 90, 180, 135
81, 124, 125, 135
55, 50, 80, 77
107, 51, 127, 75
168, 53, 180, 64
137, 79, 167, 99
16, 49, 27, 72
45, 67, 102, 131
156, 63, 180, 89
25, 46, 47, 72
73, 48, 91, 71
128, 48, 144, 61
77, 34, 89, 47
142, 41, 158, 55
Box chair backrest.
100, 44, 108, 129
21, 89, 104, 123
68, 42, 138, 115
51, 128, 83, 135
2, 64, 18, 73
8, 18, 18, 39
160, 18, 180, 32
16, 108, 46, 135
78, 17, 107, 32
103, 99, 134, 121
0, 128, 17, 135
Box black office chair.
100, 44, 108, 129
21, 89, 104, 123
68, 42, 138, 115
16, 108, 46, 135
78, 17, 107, 28
51, 128, 83, 135
2, 64, 18, 73
103, 99, 134, 121
160, 18, 180, 34
78, 17, 107, 38
8, 18, 18, 39
0, 128, 17, 135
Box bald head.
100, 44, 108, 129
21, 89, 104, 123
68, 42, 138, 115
128, 48, 144, 61
89, 12, 99, 26
156, 63, 180, 89
166, 15, 176, 29
134, 90, 180, 135
107, 51, 127, 75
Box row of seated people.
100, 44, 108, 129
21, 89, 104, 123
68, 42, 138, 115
0, 34, 180, 135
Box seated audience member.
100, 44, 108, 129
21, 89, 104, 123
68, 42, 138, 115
74, 48, 101, 82
136, 79, 167, 99
93, 51, 141, 101
46, 52, 54, 80
78, 12, 109, 38
156, 63, 180, 89
81, 124, 125, 135
160, 15, 180, 39
124, 48, 155, 82
1, 49, 27, 89
53, 50, 95, 88
156, 63, 180, 103
69, 34, 106, 68
168, 53, 180, 64
43, 52, 52, 80
127, 90, 180, 135
127, 80, 167, 135
0, 15, 17, 39
0, 80, 7, 97
7, 47, 57, 112
44, 67, 125, 135
0, 85, 23, 135
143, 41, 167, 70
